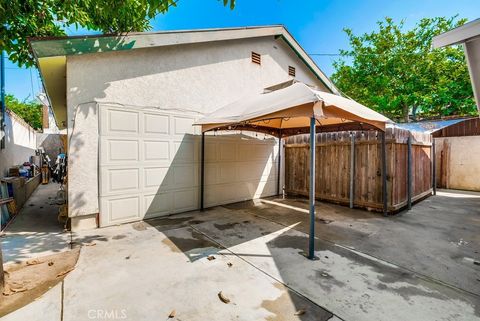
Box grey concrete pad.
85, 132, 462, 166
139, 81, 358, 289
189, 210, 479, 320
1, 283, 62, 321
237, 191, 480, 296
66, 220, 333, 321
8, 189, 480, 321
1, 183, 70, 264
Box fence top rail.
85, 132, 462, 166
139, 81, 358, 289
284, 127, 431, 146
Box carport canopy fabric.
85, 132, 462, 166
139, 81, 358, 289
194, 82, 392, 136
193, 81, 393, 260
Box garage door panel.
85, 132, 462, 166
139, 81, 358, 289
101, 195, 141, 226
144, 167, 172, 189
144, 140, 170, 162
173, 116, 196, 135
104, 109, 140, 135
144, 192, 172, 217
173, 165, 197, 188
219, 143, 236, 161
173, 189, 197, 212
104, 139, 139, 162
218, 164, 236, 183
205, 164, 218, 185
100, 168, 140, 196
205, 142, 217, 162
144, 113, 169, 135
173, 140, 196, 163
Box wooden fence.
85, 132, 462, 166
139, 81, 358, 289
284, 128, 432, 213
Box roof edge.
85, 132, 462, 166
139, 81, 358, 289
30, 25, 340, 95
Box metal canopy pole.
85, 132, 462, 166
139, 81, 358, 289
432, 139, 436, 195
307, 117, 318, 260
277, 134, 282, 196
381, 131, 388, 216
349, 133, 355, 208
407, 134, 412, 210
200, 132, 205, 211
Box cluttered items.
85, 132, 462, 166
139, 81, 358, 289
0, 147, 68, 230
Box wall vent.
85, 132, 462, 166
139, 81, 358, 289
251, 51, 261, 65
288, 66, 296, 77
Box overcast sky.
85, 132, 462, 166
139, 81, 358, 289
5, 0, 480, 100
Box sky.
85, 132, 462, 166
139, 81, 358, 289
5, 0, 480, 101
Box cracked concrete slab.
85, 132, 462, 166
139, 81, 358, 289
65, 222, 333, 321
190, 211, 480, 321
3, 189, 479, 321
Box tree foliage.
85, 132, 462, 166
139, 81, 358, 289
331, 17, 477, 122
6, 94, 43, 130
0, 0, 236, 67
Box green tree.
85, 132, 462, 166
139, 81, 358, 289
331, 17, 477, 122
6, 94, 43, 130
0, 0, 236, 67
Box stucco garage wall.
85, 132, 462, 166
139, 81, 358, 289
435, 136, 480, 191
0, 110, 37, 176
66, 36, 325, 224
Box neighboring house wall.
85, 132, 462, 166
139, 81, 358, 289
0, 110, 37, 176
435, 136, 480, 191
66, 36, 325, 226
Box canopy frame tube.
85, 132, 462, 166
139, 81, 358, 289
198, 120, 384, 262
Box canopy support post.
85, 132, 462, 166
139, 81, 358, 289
349, 133, 355, 209
432, 139, 436, 195
381, 131, 388, 216
407, 134, 412, 210
200, 132, 205, 211
307, 117, 318, 260
277, 134, 282, 196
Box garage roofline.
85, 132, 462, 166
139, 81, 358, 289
29, 25, 342, 130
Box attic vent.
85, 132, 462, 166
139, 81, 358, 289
251, 51, 261, 65
288, 66, 296, 77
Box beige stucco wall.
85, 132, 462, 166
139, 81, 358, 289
435, 136, 480, 191
0, 110, 37, 176
66, 35, 326, 219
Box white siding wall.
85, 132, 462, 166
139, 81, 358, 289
66, 36, 325, 220
0, 110, 37, 176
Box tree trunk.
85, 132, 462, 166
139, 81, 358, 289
402, 104, 410, 122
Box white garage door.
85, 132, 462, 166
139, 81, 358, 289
99, 105, 279, 227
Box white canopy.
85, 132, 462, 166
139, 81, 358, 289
196, 81, 393, 259
195, 82, 392, 135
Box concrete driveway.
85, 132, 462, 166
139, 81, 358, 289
3, 190, 480, 321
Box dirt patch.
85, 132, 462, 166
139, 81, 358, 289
261, 287, 332, 321
132, 222, 148, 231
112, 235, 126, 240
1, 248, 80, 317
